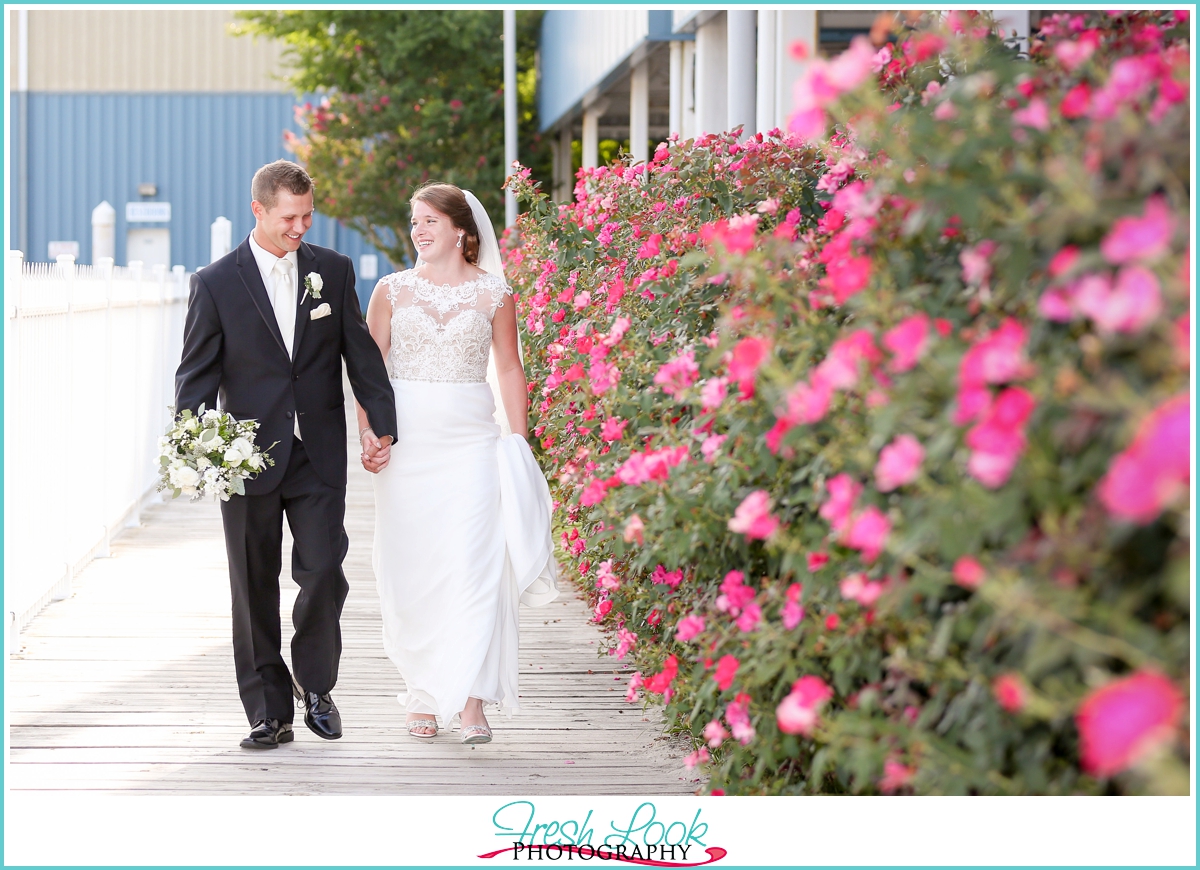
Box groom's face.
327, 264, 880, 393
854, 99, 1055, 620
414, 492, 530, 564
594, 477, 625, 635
252, 190, 314, 257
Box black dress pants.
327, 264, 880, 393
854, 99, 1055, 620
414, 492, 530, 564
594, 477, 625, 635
219, 437, 350, 724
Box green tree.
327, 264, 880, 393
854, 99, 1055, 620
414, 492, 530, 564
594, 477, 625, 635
234, 10, 550, 265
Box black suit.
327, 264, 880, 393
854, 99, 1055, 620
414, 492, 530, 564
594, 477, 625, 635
175, 237, 396, 725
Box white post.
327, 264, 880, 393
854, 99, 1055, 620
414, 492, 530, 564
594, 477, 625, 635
56, 254, 77, 601
777, 11, 818, 127
91, 201, 116, 264
681, 41, 697, 139
129, 261, 144, 528
629, 58, 650, 163
582, 100, 607, 169
503, 9, 518, 227
210, 216, 232, 264
100, 256, 114, 557
992, 9, 1030, 55
695, 14, 728, 136
756, 10, 778, 134
668, 41, 684, 138
727, 10, 757, 138
557, 125, 573, 201
5, 252, 24, 650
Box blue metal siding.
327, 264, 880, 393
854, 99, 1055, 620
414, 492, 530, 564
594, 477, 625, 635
11, 91, 393, 308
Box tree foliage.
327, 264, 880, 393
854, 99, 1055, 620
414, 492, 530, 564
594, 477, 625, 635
234, 10, 550, 264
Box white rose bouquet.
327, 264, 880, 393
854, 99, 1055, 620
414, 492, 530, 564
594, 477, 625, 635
157, 405, 276, 501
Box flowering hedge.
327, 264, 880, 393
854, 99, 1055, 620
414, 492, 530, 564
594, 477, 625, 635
504, 10, 1190, 795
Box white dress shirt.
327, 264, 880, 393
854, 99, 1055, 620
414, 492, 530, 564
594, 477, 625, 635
247, 231, 302, 440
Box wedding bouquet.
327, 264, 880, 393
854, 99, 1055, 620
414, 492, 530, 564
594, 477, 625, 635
157, 405, 275, 501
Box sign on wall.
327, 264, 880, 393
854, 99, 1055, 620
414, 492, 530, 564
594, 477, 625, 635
126, 202, 172, 223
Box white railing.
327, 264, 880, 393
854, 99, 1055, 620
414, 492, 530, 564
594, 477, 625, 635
4, 252, 190, 644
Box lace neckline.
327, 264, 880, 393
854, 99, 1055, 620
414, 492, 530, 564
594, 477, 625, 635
407, 269, 496, 293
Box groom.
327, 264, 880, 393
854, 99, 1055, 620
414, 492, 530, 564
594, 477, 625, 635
175, 160, 396, 749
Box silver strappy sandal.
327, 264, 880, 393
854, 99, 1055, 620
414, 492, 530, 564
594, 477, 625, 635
460, 724, 493, 745
406, 718, 438, 740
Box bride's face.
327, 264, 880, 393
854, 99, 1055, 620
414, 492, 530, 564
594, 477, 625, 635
410, 199, 462, 264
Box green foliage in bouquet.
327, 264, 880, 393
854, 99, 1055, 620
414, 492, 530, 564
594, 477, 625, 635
158, 406, 276, 501
503, 10, 1190, 795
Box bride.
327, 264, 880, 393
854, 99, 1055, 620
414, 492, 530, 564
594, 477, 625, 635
356, 183, 558, 744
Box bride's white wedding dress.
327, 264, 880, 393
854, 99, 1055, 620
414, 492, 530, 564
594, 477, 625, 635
372, 268, 558, 726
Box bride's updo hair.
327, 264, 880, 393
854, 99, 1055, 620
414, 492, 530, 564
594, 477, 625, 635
410, 182, 481, 266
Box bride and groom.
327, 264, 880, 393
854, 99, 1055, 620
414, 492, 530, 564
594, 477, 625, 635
174, 159, 557, 750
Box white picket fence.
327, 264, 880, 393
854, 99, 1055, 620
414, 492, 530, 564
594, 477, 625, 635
4, 252, 190, 643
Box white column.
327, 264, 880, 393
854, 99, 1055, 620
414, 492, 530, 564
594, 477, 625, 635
503, 9, 518, 227
668, 41, 684, 137
91, 201, 116, 264
992, 9, 1030, 54
727, 10, 757, 138
777, 10, 818, 127
582, 100, 607, 169
756, 10, 778, 134
681, 41, 697, 138
557, 124, 573, 200
695, 14, 728, 135
629, 58, 649, 163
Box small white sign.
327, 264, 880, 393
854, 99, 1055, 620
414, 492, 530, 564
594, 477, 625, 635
359, 254, 379, 280
48, 240, 80, 260
126, 201, 172, 223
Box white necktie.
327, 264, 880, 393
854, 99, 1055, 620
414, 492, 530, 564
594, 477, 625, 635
272, 259, 302, 439
272, 258, 296, 359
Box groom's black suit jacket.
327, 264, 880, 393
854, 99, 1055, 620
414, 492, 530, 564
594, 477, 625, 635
174, 237, 396, 495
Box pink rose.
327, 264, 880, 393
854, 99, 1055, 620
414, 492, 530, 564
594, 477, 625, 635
579, 479, 609, 506
735, 603, 762, 633
882, 314, 931, 373
700, 377, 729, 411
636, 233, 662, 259
623, 514, 645, 545
781, 600, 805, 630
728, 336, 771, 396
960, 240, 998, 286
875, 434, 924, 492
700, 434, 727, 463
839, 572, 885, 607
700, 214, 759, 255
728, 490, 780, 540
952, 556, 986, 590
713, 654, 740, 691
819, 473, 862, 532
588, 359, 621, 394
1098, 393, 1190, 523
806, 551, 830, 572
879, 758, 915, 793
675, 614, 706, 642
703, 719, 729, 748
959, 318, 1030, 388
1076, 671, 1183, 777
842, 506, 891, 562
1100, 196, 1174, 264
1012, 98, 1051, 131
1075, 266, 1163, 334
653, 350, 699, 399
642, 655, 678, 694
600, 417, 628, 441
993, 673, 1028, 712
776, 675, 834, 736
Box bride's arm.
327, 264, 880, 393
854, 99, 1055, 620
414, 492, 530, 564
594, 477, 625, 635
491, 294, 528, 440
356, 281, 394, 469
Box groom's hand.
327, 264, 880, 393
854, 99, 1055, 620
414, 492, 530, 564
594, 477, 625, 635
360, 429, 393, 473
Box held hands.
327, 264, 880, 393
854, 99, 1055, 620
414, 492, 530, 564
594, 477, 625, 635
360, 428, 393, 473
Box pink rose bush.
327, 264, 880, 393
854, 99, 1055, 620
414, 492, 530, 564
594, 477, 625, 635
504, 10, 1188, 795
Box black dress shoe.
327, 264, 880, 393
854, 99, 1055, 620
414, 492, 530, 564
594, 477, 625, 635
240, 718, 294, 749
292, 676, 342, 740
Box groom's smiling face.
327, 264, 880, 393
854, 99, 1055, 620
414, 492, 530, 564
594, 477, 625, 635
252, 190, 315, 258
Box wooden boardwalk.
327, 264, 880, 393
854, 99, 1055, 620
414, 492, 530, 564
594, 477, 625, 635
6, 442, 698, 796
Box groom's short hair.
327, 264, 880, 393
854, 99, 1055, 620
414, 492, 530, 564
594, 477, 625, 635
252, 160, 315, 211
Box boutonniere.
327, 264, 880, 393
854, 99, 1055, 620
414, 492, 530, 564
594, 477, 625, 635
303, 272, 323, 302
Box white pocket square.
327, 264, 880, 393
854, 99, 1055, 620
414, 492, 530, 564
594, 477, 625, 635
310, 303, 332, 320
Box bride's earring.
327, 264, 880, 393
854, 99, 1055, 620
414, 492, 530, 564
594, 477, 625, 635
456, 234, 463, 249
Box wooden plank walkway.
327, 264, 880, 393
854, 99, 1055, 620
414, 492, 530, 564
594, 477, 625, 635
6, 436, 698, 795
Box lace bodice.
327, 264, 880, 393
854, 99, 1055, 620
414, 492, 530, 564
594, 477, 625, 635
381, 269, 512, 383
